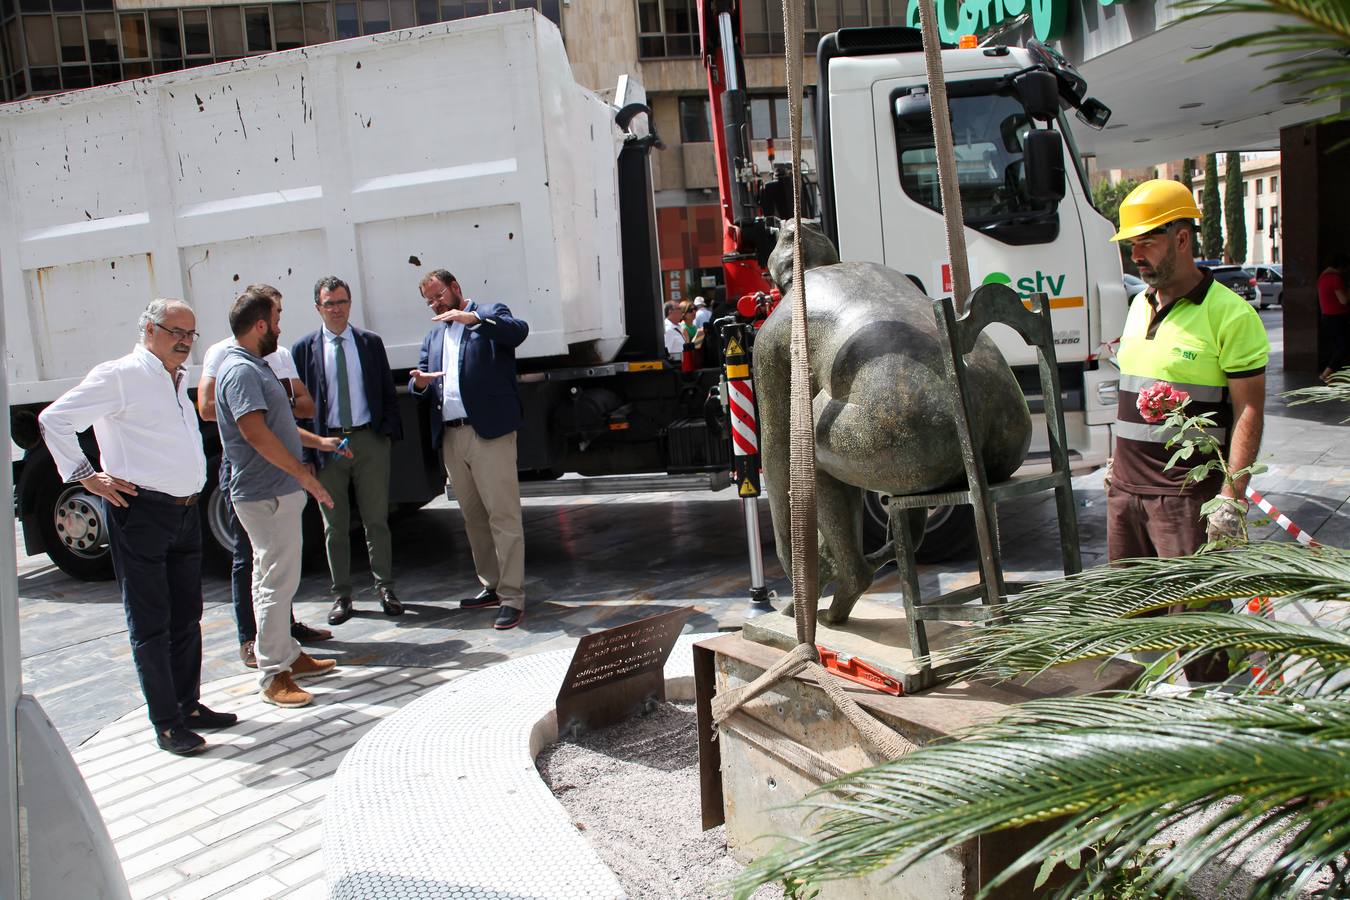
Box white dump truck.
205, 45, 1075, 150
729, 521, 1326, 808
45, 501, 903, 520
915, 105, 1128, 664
2, 9, 1123, 579
2, 11, 710, 578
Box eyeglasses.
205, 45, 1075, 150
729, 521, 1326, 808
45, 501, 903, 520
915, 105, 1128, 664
1124, 223, 1183, 250
154, 323, 200, 341
318, 299, 352, 309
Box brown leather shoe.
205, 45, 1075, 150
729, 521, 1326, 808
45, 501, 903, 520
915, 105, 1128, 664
378, 586, 404, 616
239, 640, 257, 669
291, 651, 338, 680
261, 673, 312, 708
327, 595, 353, 626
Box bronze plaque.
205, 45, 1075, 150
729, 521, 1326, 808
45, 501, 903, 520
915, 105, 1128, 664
555, 606, 693, 736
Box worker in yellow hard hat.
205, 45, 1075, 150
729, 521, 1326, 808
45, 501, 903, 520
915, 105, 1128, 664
1105, 178, 1269, 682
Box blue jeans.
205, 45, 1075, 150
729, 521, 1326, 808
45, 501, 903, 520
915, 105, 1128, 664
105, 492, 204, 730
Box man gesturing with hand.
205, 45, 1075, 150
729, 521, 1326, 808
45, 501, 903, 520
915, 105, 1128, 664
410, 269, 530, 629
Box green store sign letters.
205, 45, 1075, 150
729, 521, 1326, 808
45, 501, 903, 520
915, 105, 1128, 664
904, 0, 1125, 44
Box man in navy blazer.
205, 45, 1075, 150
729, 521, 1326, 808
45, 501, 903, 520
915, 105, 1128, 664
410, 269, 530, 629
292, 275, 404, 626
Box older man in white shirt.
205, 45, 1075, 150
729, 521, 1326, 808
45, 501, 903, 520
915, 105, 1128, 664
39, 298, 237, 756
663, 301, 686, 361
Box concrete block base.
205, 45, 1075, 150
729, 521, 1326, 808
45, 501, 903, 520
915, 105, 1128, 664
696, 633, 1138, 899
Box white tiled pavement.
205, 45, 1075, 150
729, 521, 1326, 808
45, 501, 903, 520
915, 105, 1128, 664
323, 635, 706, 899
73, 665, 464, 899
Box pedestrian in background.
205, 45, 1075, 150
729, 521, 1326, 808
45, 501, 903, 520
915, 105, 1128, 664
39, 299, 237, 755
410, 269, 530, 630
197, 283, 332, 670
1318, 252, 1349, 383
292, 276, 404, 626
662, 301, 684, 361
215, 289, 342, 708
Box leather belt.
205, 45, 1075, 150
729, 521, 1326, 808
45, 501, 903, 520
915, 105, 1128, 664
137, 488, 199, 506
335, 424, 371, 435
443, 418, 469, 428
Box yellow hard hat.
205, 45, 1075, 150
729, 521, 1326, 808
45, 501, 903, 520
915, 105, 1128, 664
1109, 179, 1203, 242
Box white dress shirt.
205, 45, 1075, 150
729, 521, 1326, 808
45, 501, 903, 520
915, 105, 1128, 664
202, 337, 298, 381
440, 304, 472, 422
39, 344, 207, 496
664, 318, 685, 359
321, 325, 371, 428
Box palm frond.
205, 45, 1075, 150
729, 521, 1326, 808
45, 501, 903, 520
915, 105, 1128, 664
1284, 367, 1350, 420
950, 611, 1350, 682
1176, 0, 1350, 124
979, 691, 1350, 738
727, 717, 1350, 900
993, 542, 1349, 622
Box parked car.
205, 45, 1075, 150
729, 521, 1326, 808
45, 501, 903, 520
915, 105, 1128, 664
1252, 264, 1282, 308
1209, 264, 1259, 307
1123, 273, 1147, 298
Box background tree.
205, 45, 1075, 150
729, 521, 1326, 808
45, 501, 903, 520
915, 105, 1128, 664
1090, 177, 1139, 228
1179, 160, 1201, 257
1201, 153, 1224, 259
1225, 151, 1248, 263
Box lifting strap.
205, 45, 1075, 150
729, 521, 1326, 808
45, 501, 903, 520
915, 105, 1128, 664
711, 0, 984, 763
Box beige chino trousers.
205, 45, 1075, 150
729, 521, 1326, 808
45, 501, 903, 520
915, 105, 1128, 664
233, 491, 305, 688
441, 427, 525, 609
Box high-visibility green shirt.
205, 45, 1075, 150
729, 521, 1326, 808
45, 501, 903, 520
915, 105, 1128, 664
1113, 270, 1268, 495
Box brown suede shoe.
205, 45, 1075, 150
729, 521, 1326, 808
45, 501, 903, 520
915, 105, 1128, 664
291, 652, 338, 680
261, 673, 312, 708
239, 640, 257, 669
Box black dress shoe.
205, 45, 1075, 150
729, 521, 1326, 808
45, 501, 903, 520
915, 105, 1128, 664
461, 588, 500, 610
185, 704, 238, 730
494, 605, 524, 630
378, 587, 404, 616
156, 725, 206, 756
327, 596, 353, 626
291, 620, 333, 642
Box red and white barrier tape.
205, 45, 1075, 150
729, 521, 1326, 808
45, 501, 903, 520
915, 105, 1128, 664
1244, 486, 1320, 548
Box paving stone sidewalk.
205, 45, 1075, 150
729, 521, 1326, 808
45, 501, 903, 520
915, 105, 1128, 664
17, 308, 1346, 898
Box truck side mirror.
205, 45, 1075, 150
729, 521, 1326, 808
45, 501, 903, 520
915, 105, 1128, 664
1075, 97, 1111, 130
1013, 71, 1060, 122
1023, 129, 1065, 201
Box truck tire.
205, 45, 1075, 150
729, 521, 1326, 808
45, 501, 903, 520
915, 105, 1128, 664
36, 476, 114, 581
199, 455, 234, 576
861, 491, 978, 564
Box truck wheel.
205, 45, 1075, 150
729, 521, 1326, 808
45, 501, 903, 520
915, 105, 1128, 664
861, 492, 978, 563
37, 479, 114, 581
199, 455, 235, 576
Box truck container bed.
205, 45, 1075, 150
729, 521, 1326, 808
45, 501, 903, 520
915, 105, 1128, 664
0, 10, 626, 405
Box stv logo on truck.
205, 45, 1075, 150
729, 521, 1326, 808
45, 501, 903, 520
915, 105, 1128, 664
981, 270, 1069, 299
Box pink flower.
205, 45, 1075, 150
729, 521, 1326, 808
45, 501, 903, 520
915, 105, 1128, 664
1136, 381, 1190, 423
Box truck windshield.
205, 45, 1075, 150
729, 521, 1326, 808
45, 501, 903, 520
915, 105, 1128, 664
892, 89, 1058, 245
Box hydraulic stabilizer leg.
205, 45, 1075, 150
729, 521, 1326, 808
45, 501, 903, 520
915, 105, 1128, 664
720, 320, 773, 610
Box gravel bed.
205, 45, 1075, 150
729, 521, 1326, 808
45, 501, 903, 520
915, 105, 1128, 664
537, 702, 784, 900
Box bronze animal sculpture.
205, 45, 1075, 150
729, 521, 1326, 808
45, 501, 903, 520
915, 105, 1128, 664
753, 223, 1032, 625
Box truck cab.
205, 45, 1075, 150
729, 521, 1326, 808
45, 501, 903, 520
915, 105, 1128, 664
816, 30, 1126, 479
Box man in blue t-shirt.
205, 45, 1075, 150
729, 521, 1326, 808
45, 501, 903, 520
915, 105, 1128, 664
216, 289, 344, 709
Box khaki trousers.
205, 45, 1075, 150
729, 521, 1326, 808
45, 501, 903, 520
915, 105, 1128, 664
441, 427, 525, 609
317, 428, 393, 597
233, 491, 305, 688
